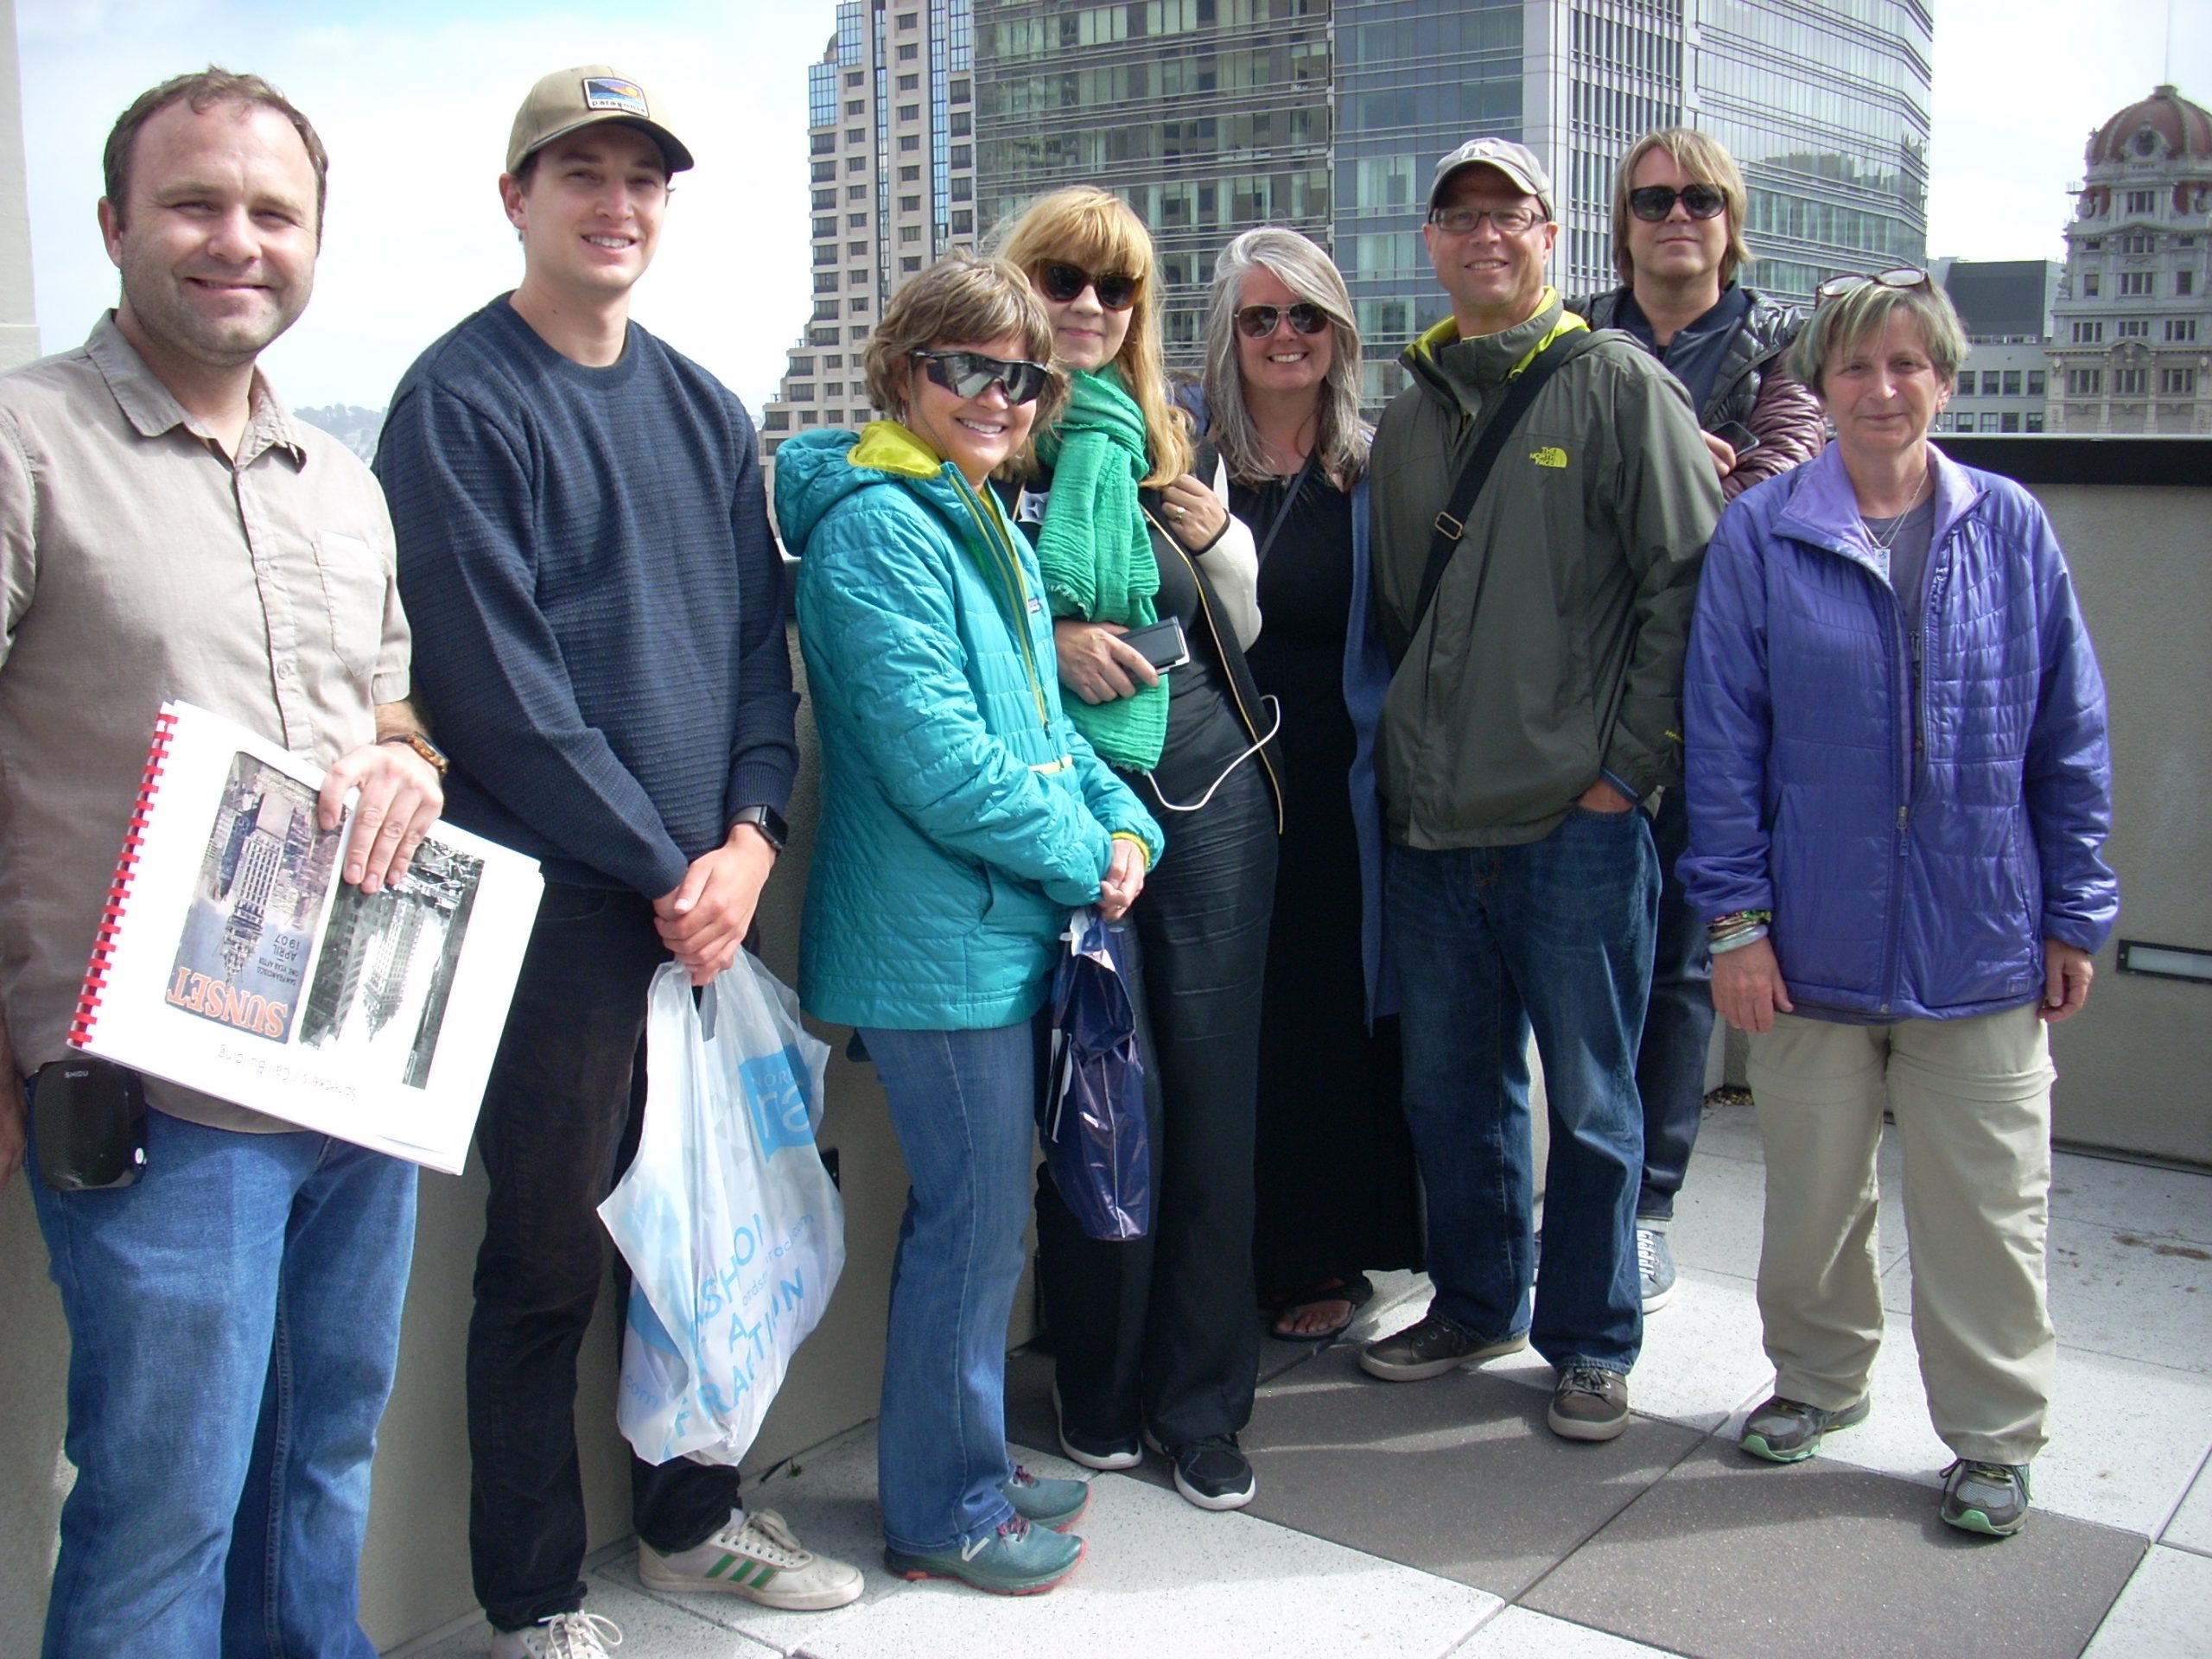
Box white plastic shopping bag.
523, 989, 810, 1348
599, 956, 845, 1465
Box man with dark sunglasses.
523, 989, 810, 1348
1360, 136, 1717, 1446
373, 64, 858, 1658
1567, 126, 1827, 1321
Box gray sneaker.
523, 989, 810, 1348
1941, 1459, 2031, 1537
1738, 1394, 1871, 1463
1358, 1313, 1529, 1382
1637, 1225, 1678, 1313
1547, 1364, 1630, 1441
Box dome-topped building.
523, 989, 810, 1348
2048, 85, 2211, 434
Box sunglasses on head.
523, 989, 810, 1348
1035, 262, 1141, 311
1814, 267, 1933, 307
911, 349, 1052, 405
1236, 302, 1331, 340
1628, 183, 1728, 222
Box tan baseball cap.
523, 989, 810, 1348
505, 65, 693, 176
1428, 137, 1553, 219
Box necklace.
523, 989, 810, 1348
1861, 466, 1930, 560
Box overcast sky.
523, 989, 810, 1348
16, 0, 2209, 415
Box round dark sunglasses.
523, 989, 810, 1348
1035, 262, 1141, 311
911, 349, 1052, 405
1235, 302, 1331, 340
1628, 183, 1728, 222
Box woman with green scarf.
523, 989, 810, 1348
995, 186, 1283, 1515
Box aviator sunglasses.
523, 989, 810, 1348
1815, 266, 1933, 306
1236, 302, 1332, 339
910, 349, 1052, 405
1627, 183, 1728, 222
1034, 262, 1142, 311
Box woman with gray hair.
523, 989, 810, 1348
1202, 228, 1421, 1342
1681, 269, 2116, 1539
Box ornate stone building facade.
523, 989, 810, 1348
2048, 85, 2211, 435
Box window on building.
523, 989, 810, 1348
899, 164, 920, 181
2084, 274, 2100, 296
848, 240, 868, 256
950, 144, 971, 168
847, 156, 865, 173
812, 301, 837, 321
898, 104, 918, 121
1978, 412, 2000, 432
2082, 237, 2102, 250
2162, 367, 2198, 395
2168, 319, 2200, 342
849, 326, 868, 342
2000, 413, 2019, 433
823, 354, 842, 368
810, 326, 838, 345
813, 271, 839, 293
2071, 321, 2104, 344
2118, 319, 2151, 337
950, 176, 972, 201
2119, 271, 2153, 296
899, 194, 920, 212
812, 161, 836, 181
899, 134, 918, 152
952, 210, 974, 235
845, 99, 864, 116
899, 225, 920, 243
849, 297, 869, 313
2068, 368, 2102, 395
799, 411, 819, 426
2025, 412, 2045, 433
897, 74, 918, 92
2122, 231, 2156, 254
2125, 188, 2156, 214
2178, 270, 2196, 295
786, 384, 815, 401
898, 41, 918, 60
950, 78, 969, 102
1980, 371, 2002, 395
901, 256, 921, 272
847, 184, 865, 200
845, 71, 861, 87
812, 189, 836, 209
810, 133, 834, 156
762, 410, 789, 431
823, 382, 842, 397
846, 128, 864, 146
824, 410, 843, 424
897, 10, 916, 28
950, 111, 970, 137
2028, 370, 2046, 396
848, 213, 866, 228
2001, 370, 2022, 396
2113, 367, 2146, 395
812, 215, 836, 237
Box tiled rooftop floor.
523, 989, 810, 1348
399, 1100, 2212, 1658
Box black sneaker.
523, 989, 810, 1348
1358, 1313, 1529, 1382
1738, 1394, 1870, 1463
1940, 1459, 2031, 1537
1547, 1363, 1630, 1441
1159, 1433, 1255, 1511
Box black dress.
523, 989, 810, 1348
1232, 470, 1422, 1296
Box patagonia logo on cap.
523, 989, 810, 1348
582, 76, 648, 117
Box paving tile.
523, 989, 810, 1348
1681, 1098, 1764, 1167
1879, 1217, 2212, 1373
1525, 1440, 2145, 1659
404, 1567, 782, 1657
2163, 1451, 2212, 1555
591, 1424, 906, 1656
787, 1457, 1497, 1659
2047, 1153, 2212, 1243
1231, 1345, 1703, 1601
1449, 1606, 1679, 1657
1732, 1318, 2212, 1537
2079, 1544, 2212, 1657
1656, 1147, 1770, 1280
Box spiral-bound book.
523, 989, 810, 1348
68, 700, 543, 1173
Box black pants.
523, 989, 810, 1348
1035, 760, 1276, 1449
466, 884, 741, 1632
1637, 787, 1716, 1220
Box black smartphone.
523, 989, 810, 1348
1709, 420, 1761, 456
1117, 618, 1190, 672
33, 1056, 147, 1191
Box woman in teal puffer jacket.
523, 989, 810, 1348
774, 253, 1160, 1596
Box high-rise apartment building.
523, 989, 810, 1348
2047, 85, 2211, 435
767, 0, 1930, 422
761, 0, 979, 457
1930, 257, 2056, 435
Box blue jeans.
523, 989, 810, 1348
1636, 785, 1715, 1221
863, 1020, 1039, 1555
1387, 807, 1657, 1374
29, 1104, 417, 1659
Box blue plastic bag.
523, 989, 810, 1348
599, 957, 845, 1465
1039, 908, 1150, 1241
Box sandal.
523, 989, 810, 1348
1267, 1274, 1374, 1343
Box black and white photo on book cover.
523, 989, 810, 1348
73, 701, 542, 1173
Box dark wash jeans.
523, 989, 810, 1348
1637, 786, 1716, 1222
1387, 806, 1657, 1375
467, 882, 741, 1632
1036, 760, 1276, 1450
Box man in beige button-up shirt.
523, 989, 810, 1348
0, 69, 443, 1658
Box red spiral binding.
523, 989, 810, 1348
68, 707, 178, 1048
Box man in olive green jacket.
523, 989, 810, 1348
1357, 138, 1719, 1444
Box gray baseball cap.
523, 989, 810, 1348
506, 66, 693, 176
1428, 137, 1553, 219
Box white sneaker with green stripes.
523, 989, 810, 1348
638, 1508, 863, 1611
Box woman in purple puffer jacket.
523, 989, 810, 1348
1681, 270, 2118, 1542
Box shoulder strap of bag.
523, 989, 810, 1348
1408, 330, 1593, 644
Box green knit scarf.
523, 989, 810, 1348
1033, 367, 1166, 770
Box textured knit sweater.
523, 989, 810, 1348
376, 296, 798, 896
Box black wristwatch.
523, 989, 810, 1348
730, 804, 788, 855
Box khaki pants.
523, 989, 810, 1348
1748, 1004, 2056, 1465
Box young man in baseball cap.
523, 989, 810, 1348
376, 66, 856, 1658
